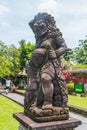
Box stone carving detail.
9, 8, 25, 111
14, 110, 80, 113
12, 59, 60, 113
24, 12, 69, 122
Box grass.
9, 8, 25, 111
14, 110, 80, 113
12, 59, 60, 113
0, 95, 23, 130
0, 91, 87, 130
68, 94, 87, 109
16, 90, 87, 109
16, 89, 25, 93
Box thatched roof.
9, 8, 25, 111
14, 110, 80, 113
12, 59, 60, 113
18, 70, 27, 76
71, 69, 87, 75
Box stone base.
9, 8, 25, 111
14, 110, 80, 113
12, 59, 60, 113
24, 107, 69, 122
13, 112, 81, 130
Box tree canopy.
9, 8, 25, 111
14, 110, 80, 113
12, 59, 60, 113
0, 41, 20, 78
74, 37, 87, 64
0, 36, 87, 78
19, 39, 35, 70
0, 40, 35, 78
63, 36, 87, 67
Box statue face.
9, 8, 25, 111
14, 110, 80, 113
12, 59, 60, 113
33, 20, 47, 37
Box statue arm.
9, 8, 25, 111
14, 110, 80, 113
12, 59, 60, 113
56, 40, 68, 58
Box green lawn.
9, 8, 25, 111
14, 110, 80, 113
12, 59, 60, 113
0, 93, 87, 130
0, 95, 23, 130
16, 90, 87, 109
68, 94, 87, 109
16, 89, 25, 93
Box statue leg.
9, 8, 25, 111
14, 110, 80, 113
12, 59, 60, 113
41, 73, 54, 109
24, 61, 38, 110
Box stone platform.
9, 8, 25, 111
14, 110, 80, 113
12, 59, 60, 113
24, 107, 69, 122
13, 112, 81, 130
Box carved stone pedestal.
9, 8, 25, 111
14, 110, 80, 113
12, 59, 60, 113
13, 112, 81, 130
24, 107, 69, 122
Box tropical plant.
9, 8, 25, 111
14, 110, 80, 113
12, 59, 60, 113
74, 36, 87, 64
19, 39, 35, 70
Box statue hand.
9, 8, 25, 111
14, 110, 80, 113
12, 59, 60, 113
48, 49, 57, 59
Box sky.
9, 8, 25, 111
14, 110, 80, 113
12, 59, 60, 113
0, 0, 87, 48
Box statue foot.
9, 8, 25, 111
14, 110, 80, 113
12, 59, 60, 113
42, 102, 53, 110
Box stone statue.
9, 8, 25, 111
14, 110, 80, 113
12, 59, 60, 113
24, 12, 69, 122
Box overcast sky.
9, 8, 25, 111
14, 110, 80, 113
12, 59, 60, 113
0, 0, 87, 48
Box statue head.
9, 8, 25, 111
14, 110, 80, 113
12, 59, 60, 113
29, 12, 62, 46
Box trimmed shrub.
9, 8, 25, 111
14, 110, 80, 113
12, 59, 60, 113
18, 82, 24, 89
67, 82, 74, 95
84, 90, 87, 95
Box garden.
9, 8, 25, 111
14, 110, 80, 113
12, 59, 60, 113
0, 37, 87, 129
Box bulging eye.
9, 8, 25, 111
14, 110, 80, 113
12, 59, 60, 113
33, 23, 39, 32
40, 23, 46, 29
34, 23, 38, 28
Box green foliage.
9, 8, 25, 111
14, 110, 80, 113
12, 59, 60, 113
72, 64, 87, 69
74, 37, 87, 64
84, 90, 87, 95
0, 35, 87, 78
0, 41, 13, 77
0, 40, 35, 78
19, 39, 35, 70
63, 48, 74, 62
63, 36, 87, 66
67, 82, 74, 95
0, 41, 8, 56
0, 95, 23, 130
0, 56, 13, 77
61, 58, 73, 70
7, 44, 21, 75
0, 41, 20, 78
18, 82, 24, 89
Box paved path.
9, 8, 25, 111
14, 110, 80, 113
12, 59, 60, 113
2, 93, 87, 130
2, 93, 24, 106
